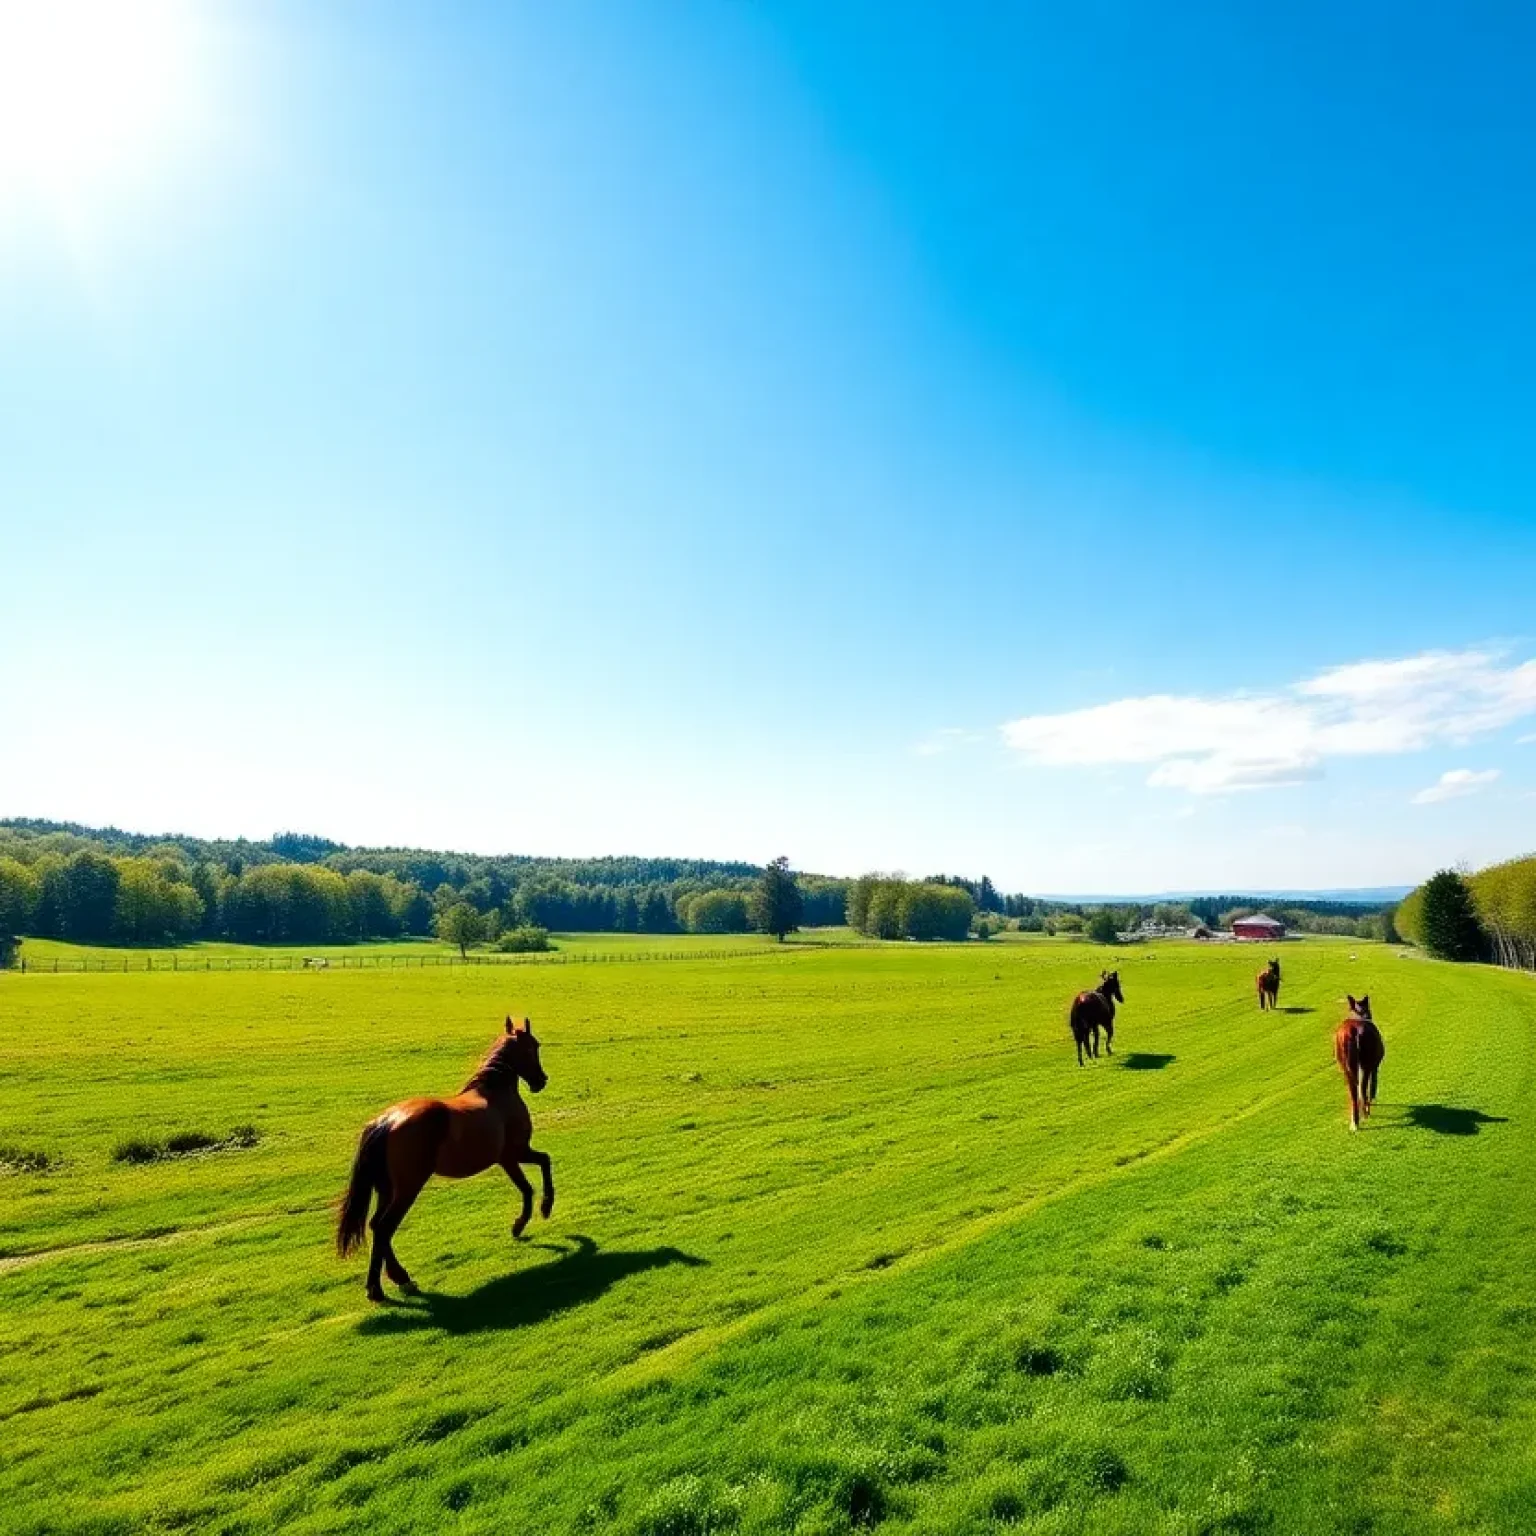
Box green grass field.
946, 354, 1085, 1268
3, 939, 1534, 1534
11, 930, 843, 969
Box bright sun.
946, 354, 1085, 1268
0, 0, 203, 217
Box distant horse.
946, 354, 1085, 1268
1069, 970, 1124, 1066
1256, 957, 1281, 1010
1334, 994, 1385, 1132
337, 1017, 554, 1301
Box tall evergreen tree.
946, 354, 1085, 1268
750, 856, 804, 942
1419, 869, 1486, 961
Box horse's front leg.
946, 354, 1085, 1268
502, 1158, 535, 1238
522, 1148, 555, 1219
1101, 1019, 1114, 1056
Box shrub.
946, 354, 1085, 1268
0, 1144, 60, 1175
497, 925, 552, 954
112, 1127, 262, 1165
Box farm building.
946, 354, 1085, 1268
1231, 912, 1286, 941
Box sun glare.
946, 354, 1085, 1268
0, 0, 202, 219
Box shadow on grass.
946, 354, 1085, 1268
1279, 1006, 1315, 1015
1401, 1104, 1509, 1137
1119, 1053, 1174, 1071
357, 1234, 706, 1335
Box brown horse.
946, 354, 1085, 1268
1069, 970, 1124, 1066
337, 1017, 554, 1301
1334, 994, 1385, 1131
1256, 957, 1281, 1010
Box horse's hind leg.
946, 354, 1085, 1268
503, 1158, 535, 1238
373, 1172, 427, 1296
1101, 1019, 1114, 1057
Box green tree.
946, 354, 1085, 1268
1418, 869, 1486, 961
113, 858, 203, 944
749, 856, 803, 942
60, 850, 120, 940
1085, 909, 1120, 945
436, 901, 485, 957
684, 889, 750, 934
902, 883, 974, 941
865, 882, 906, 939
845, 875, 878, 934
0, 857, 41, 934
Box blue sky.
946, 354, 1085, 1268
2, 1, 1534, 892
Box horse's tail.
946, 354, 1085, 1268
336, 1118, 390, 1258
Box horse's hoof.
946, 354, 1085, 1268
540, 1197, 554, 1219
397, 1279, 420, 1296
512, 1219, 529, 1239
366, 1287, 387, 1304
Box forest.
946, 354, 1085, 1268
0, 819, 1398, 950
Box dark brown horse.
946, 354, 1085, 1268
1069, 970, 1124, 1065
1256, 957, 1281, 1010
337, 1017, 554, 1301
1334, 994, 1385, 1131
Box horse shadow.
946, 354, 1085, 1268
358, 1234, 706, 1335
1400, 1104, 1509, 1137
1119, 1053, 1175, 1071
1279, 1006, 1315, 1015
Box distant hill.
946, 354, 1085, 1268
1037, 886, 1411, 907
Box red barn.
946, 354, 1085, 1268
1232, 912, 1285, 941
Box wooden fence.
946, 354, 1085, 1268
6, 944, 831, 975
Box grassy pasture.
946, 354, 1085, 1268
2, 939, 1534, 1534
11, 930, 828, 968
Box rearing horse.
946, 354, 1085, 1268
1256, 957, 1281, 1010
1334, 994, 1385, 1131
337, 1017, 555, 1301
1069, 970, 1124, 1066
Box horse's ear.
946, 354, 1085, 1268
1100, 970, 1109, 981
1359, 995, 1369, 1012
523, 1017, 532, 1034
1347, 995, 1357, 1011
505, 1015, 515, 1034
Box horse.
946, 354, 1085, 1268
336, 1017, 554, 1301
1334, 994, 1385, 1132
1256, 957, 1281, 1010
1069, 970, 1124, 1066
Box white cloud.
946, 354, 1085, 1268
1000, 649, 1536, 794
1412, 768, 1501, 805
1519, 733, 1536, 746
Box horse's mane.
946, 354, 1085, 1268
462, 1034, 524, 1094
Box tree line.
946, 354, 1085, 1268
0, 823, 831, 949
0, 817, 1404, 951
1396, 856, 1536, 969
